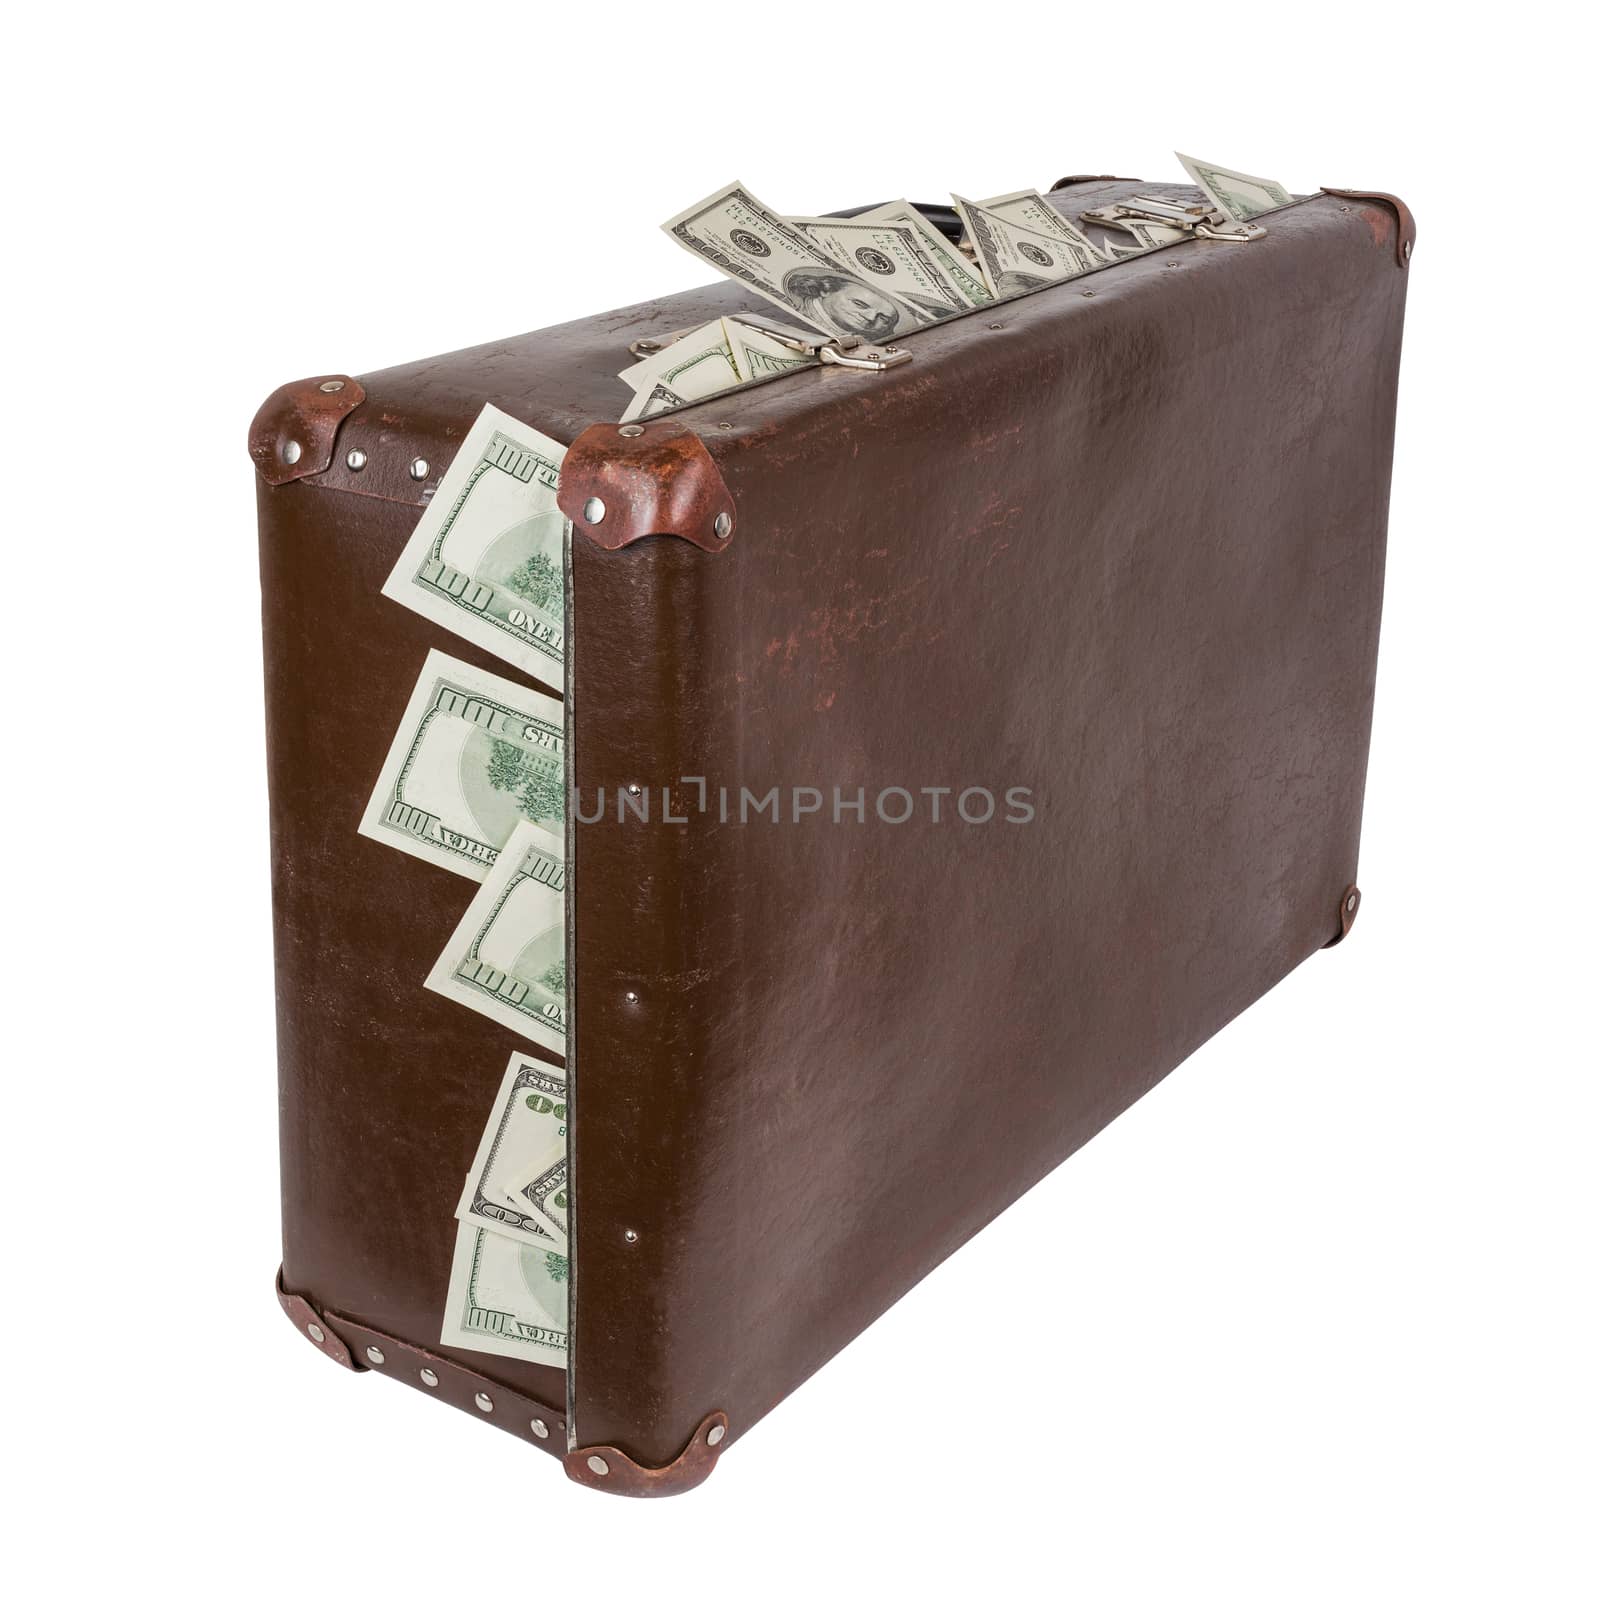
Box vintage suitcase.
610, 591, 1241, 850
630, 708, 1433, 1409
253, 176, 1413, 1495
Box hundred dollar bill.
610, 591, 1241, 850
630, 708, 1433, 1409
425, 818, 567, 1051
951, 194, 1098, 298
457, 1051, 568, 1253
440, 1221, 567, 1369
358, 648, 564, 882
619, 317, 817, 420
502, 1155, 569, 1246
978, 189, 1106, 263
663, 180, 925, 342
1104, 217, 1186, 250
1175, 152, 1293, 224
621, 379, 685, 422
789, 215, 969, 323
725, 318, 817, 381
620, 317, 743, 397
857, 201, 994, 307
380, 405, 567, 690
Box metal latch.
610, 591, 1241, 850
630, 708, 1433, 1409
1081, 194, 1265, 243
629, 313, 910, 372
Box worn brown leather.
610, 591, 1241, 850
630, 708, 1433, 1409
1328, 883, 1363, 946
1321, 189, 1417, 267
563, 1412, 730, 1497
257, 180, 1408, 1487
249, 375, 366, 485
559, 419, 736, 551
272, 1268, 569, 1458
275, 1271, 358, 1369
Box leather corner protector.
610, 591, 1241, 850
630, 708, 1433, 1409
565, 1411, 730, 1497
249, 375, 366, 486
1326, 883, 1362, 947
1321, 189, 1416, 267
1050, 174, 1141, 190
275, 1268, 359, 1370
557, 420, 735, 553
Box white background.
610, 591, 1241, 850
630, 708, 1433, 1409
6, 4, 1594, 1595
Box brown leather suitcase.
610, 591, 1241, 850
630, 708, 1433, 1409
252, 176, 1413, 1496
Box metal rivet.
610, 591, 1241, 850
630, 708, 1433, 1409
346, 449, 367, 471
1340, 205, 1351, 213
618, 423, 645, 438
319, 379, 346, 393
420, 1367, 439, 1387
713, 511, 733, 540
623, 1228, 639, 1244
583, 496, 606, 525
409, 457, 430, 480
988, 321, 1004, 330
475, 1392, 494, 1413
707, 1424, 726, 1447
1403, 239, 1412, 260
627, 783, 642, 796
1346, 893, 1358, 912
282, 440, 302, 465
718, 421, 734, 430
624, 990, 639, 1005
587, 1455, 610, 1476
1080, 289, 1095, 297
305, 1322, 324, 1342
530, 1418, 549, 1439
365, 1345, 385, 1365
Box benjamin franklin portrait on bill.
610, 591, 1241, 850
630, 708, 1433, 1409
782, 267, 908, 342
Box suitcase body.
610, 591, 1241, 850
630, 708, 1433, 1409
253, 177, 1412, 1494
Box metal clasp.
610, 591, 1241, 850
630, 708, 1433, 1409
1082, 194, 1266, 243
817, 338, 910, 371
727, 314, 909, 371
629, 313, 909, 372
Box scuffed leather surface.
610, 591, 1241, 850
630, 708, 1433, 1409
559, 420, 736, 551
273, 1268, 567, 1459
258, 483, 569, 1425
249, 375, 365, 485
276, 1270, 358, 1369
564, 1412, 730, 1496
258, 182, 1408, 1477
567, 185, 1407, 1464
1322, 189, 1416, 267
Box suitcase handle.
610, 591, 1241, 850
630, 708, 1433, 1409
828, 201, 964, 242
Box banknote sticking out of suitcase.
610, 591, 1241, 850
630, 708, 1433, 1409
251, 157, 1414, 1497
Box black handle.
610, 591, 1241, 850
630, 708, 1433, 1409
828, 201, 964, 243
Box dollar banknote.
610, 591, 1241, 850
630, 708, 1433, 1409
619, 316, 816, 420
621, 317, 743, 398
951, 194, 1099, 298
789, 214, 970, 322
457, 1051, 568, 1252
663, 180, 928, 342
424, 818, 567, 1051
856, 202, 994, 307
440, 1220, 567, 1368
622, 379, 685, 420
979, 189, 1108, 262
1176, 152, 1293, 224
357, 648, 564, 881
725, 318, 817, 380
501, 1153, 568, 1247
379, 405, 567, 690
1107, 217, 1187, 249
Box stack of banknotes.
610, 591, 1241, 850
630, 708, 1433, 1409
365, 402, 576, 1370
622, 152, 1294, 419
355, 152, 1293, 1369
